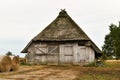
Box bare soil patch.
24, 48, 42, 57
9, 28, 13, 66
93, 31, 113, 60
0, 62, 120, 80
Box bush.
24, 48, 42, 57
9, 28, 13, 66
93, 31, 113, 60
96, 60, 105, 67
84, 60, 105, 67
84, 62, 96, 67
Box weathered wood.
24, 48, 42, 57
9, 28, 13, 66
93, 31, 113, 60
88, 47, 95, 62
73, 43, 78, 65
27, 43, 35, 62
63, 44, 73, 64
34, 43, 47, 64
26, 42, 95, 65
77, 46, 95, 64
47, 45, 59, 65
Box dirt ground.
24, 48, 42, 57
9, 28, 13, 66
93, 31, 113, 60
0, 65, 78, 80
0, 64, 120, 80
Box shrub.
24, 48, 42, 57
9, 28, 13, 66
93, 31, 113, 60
84, 62, 96, 67
84, 60, 105, 67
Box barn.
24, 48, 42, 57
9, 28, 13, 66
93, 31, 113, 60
21, 10, 101, 65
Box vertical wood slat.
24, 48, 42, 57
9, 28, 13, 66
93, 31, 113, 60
77, 46, 95, 64
73, 43, 78, 65
64, 45, 73, 64
27, 44, 35, 62
60, 44, 74, 64
47, 45, 59, 65
34, 44, 47, 64
26, 43, 95, 65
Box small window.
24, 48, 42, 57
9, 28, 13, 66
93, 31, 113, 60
48, 45, 59, 53
78, 43, 85, 46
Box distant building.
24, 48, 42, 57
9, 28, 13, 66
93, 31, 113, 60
21, 10, 101, 65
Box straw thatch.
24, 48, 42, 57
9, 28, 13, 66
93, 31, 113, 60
21, 10, 101, 54
10, 56, 20, 71
0, 55, 12, 72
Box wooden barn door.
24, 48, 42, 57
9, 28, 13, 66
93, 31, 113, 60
34, 44, 47, 64
63, 45, 73, 64
47, 45, 59, 65
78, 46, 89, 64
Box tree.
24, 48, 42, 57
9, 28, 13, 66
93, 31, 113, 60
6, 51, 12, 56
102, 22, 120, 59
102, 34, 113, 56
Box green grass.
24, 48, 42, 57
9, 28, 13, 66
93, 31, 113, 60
104, 61, 120, 68
74, 61, 120, 80
20, 62, 32, 66
75, 74, 119, 80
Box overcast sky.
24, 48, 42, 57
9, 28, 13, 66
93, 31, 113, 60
0, 0, 120, 57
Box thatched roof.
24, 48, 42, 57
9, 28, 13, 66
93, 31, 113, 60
34, 10, 89, 41
21, 10, 101, 54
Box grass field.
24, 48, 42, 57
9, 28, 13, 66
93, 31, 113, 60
74, 60, 120, 80
0, 60, 120, 80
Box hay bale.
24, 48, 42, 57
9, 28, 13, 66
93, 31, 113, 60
10, 56, 20, 71
20, 57, 27, 64
0, 55, 12, 72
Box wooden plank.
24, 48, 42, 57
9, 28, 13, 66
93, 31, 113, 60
35, 55, 46, 64
87, 47, 95, 62
77, 46, 95, 64
47, 45, 59, 64
73, 43, 78, 65
34, 44, 47, 64
35, 47, 47, 54
27, 44, 36, 62
77, 46, 87, 64
46, 55, 59, 65
63, 44, 73, 64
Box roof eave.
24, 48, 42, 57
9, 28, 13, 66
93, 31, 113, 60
21, 40, 33, 53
